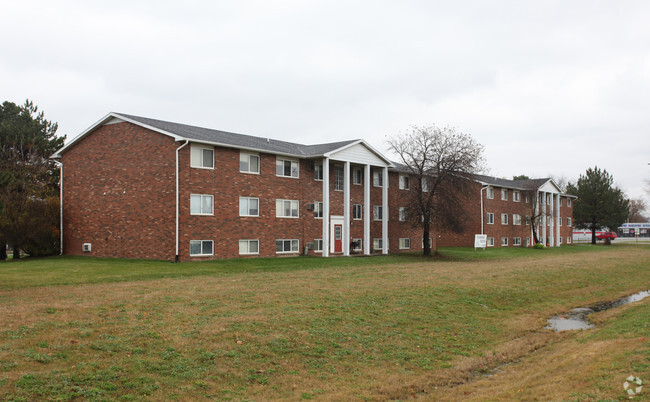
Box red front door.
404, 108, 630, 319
334, 224, 342, 253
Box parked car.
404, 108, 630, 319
595, 232, 618, 240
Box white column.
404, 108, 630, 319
364, 165, 371, 255
556, 193, 561, 246
343, 161, 350, 256
322, 158, 330, 257
549, 193, 554, 247
382, 166, 389, 254
542, 192, 547, 246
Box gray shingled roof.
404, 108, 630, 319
116, 113, 359, 158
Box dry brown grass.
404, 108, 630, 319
0, 245, 648, 400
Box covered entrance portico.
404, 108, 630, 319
319, 141, 393, 257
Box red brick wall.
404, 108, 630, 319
60, 121, 574, 260
61, 122, 177, 260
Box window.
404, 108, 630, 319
526, 215, 531, 226
276, 158, 299, 178
399, 238, 411, 249
501, 189, 508, 201
567, 237, 572, 244
314, 239, 323, 252
513, 237, 521, 246
501, 213, 508, 225
190, 145, 214, 169
373, 205, 383, 221
399, 175, 410, 190
501, 237, 509, 246
276, 239, 299, 253
559, 237, 563, 244
353, 204, 362, 220
525, 194, 530, 203
525, 237, 531, 247
190, 194, 213, 215
399, 207, 409, 222
487, 237, 495, 247
513, 214, 522, 225
373, 238, 383, 251
559, 217, 562, 226
353, 168, 362, 185
276, 199, 299, 218
373, 170, 383, 187
240, 152, 260, 174
314, 164, 323, 181
513, 191, 521, 202
314, 202, 323, 218
567, 198, 572, 207
352, 238, 362, 252
190, 240, 213, 256
487, 212, 494, 224
239, 239, 259, 255
334, 165, 344, 191
487, 187, 494, 199
421, 177, 430, 192
239, 197, 259, 216
567, 217, 572, 226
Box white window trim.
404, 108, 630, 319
373, 205, 383, 221
501, 237, 509, 246
334, 165, 344, 191
239, 197, 260, 217
276, 158, 299, 178
399, 175, 410, 190
352, 168, 363, 185
352, 238, 362, 252
513, 237, 521, 246
501, 189, 508, 201
314, 239, 323, 253
487, 212, 494, 225
373, 238, 383, 251
372, 170, 383, 187
501, 213, 508, 225
399, 207, 409, 222
487, 237, 495, 247
240, 152, 260, 174
314, 164, 323, 181
276, 239, 299, 254
190, 240, 213, 256
239, 239, 260, 255
487, 187, 494, 199
314, 202, 324, 219
276, 199, 300, 218
567, 198, 572, 207
399, 238, 411, 249
567, 217, 572, 226
190, 194, 214, 216
513, 214, 522, 226
353, 204, 362, 220
190, 145, 214, 169
513, 191, 521, 202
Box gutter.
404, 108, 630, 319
56, 161, 63, 255
175, 140, 189, 262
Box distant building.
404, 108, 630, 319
619, 223, 650, 237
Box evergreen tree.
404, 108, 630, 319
0, 100, 65, 259
566, 167, 629, 244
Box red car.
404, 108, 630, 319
595, 232, 618, 240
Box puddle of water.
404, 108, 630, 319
546, 290, 649, 332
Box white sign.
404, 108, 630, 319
474, 234, 487, 249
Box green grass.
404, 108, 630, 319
0, 243, 648, 400
0, 243, 610, 290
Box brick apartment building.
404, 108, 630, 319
52, 113, 575, 261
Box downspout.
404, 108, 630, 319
480, 185, 489, 235
175, 140, 189, 262
56, 161, 63, 255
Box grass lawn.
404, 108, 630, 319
0, 244, 648, 400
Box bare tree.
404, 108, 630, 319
387, 125, 485, 256
520, 183, 551, 245
628, 198, 648, 222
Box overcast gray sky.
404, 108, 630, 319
2, 0, 649, 204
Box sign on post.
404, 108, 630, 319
474, 234, 487, 250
